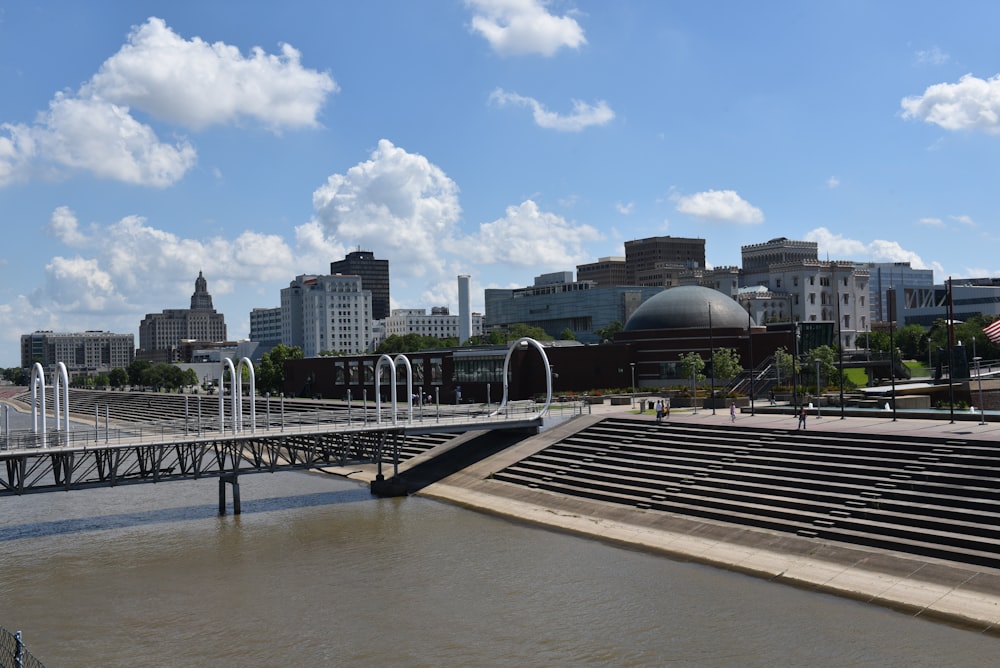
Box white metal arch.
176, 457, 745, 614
393, 354, 414, 424
30, 362, 46, 435
492, 337, 553, 417
218, 358, 238, 434
236, 357, 256, 434
374, 354, 397, 424
52, 361, 70, 433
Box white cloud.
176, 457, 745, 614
0, 17, 335, 187
45, 206, 89, 246
951, 214, 976, 227
673, 189, 764, 224
901, 73, 1000, 134
88, 17, 337, 131
615, 201, 634, 214
917, 217, 945, 227
914, 46, 950, 66
467, 0, 586, 56
447, 199, 601, 267
490, 88, 614, 131
312, 139, 462, 279
311, 141, 603, 280
804, 227, 930, 269
826, 176, 840, 189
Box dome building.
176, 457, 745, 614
624, 285, 756, 332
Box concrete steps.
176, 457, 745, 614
492, 417, 1000, 569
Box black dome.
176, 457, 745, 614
624, 285, 755, 331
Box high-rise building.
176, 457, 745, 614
21, 330, 134, 374
576, 257, 627, 286
281, 274, 373, 356
624, 236, 706, 287
138, 272, 227, 361
741, 237, 818, 277
330, 250, 390, 320
860, 262, 934, 323
249, 307, 283, 345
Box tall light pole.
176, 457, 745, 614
630, 362, 636, 409
974, 339, 985, 425
748, 307, 755, 416
816, 358, 822, 419
709, 304, 716, 415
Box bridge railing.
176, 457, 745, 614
0, 627, 46, 668
1, 399, 583, 452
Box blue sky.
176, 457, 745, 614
2, 1, 999, 367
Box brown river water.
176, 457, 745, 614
1, 470, 996, 667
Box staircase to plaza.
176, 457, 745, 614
492, 417, 1000, 570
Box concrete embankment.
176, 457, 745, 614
408, 405, 1000, 635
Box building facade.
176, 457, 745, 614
138, 272, 227, 362
21, 330, 134, 374
484, 273, 662, 343
384, 307, 483, 341
624, 236, 706, 287
330, 250, 390, 320
281, 274, 373, 357
861, 262, 935, 323
576, 257, 627, 287
249, 307, 283, 345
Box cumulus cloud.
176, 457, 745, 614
0, 17, 336, 187
804, 227, 930, 269
490, 88, 614, 131
901, 73, 1000, 134
28, 206, 302, 318
447, 199, 602, 266
310, 140, 602, 283
467, 0, 586, 56
87, 17, 337, 130
673, 189, 764, 224
312, 139, 462, 279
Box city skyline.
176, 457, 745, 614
2, 1, 1000, 367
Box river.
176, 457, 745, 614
0, 468, 996, 666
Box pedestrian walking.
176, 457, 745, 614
798, 405, 807, 430
664, 397, 670, 420
769, 389, 776, 406
655, 399, 663, 424
730, 401, 737, 422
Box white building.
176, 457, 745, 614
280, 274, 373, 357
383, 307, 483, 341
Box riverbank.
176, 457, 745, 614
346, 403, 1000, 635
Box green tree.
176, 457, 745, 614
678, 352, 706, 382
711, 348, 743, 383
773, 346, 798, 386
109, 367, 129, 388
594, 320, 623, 343
803, 345, 839, 388
127, 359, 152, 387
559, 327, 576, 341
257, 344, 303, 395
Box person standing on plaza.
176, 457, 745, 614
664, 397, 670, 420
730, 401, 736, 422
798, 404, 807, 430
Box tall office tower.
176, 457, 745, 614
138, 272, 228, 361
624, 236, 706, 287
330, 250, 390, 320
281, 274, 373, 356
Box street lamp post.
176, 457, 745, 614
630, 362, 636, 410
974, 337, 985, 425
815, 359, 821, 419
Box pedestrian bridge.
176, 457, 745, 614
0, 338, 570, 503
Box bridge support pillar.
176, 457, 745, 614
219, 473, 241, 515
370, 473, 408, 498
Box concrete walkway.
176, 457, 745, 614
413, 400, 1000, 635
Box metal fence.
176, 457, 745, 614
0, 627, 45, 668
